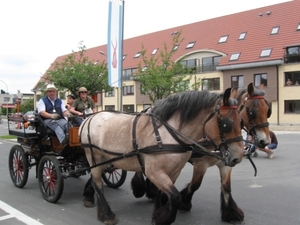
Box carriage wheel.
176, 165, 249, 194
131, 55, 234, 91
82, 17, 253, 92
102, 164, 127, 188
8, 145, 29, 188
38, 155, 64, 203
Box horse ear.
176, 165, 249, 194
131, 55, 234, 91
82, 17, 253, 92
231, 87, 238, 99
247, 83, 255, 96
223, 88, 231, 105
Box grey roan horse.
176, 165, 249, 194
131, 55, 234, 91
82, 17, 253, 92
80, 88, 244, 225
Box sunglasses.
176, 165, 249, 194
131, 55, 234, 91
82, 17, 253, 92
80, 91, 87, 93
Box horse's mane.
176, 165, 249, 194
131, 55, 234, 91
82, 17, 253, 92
151, 91, 220, 127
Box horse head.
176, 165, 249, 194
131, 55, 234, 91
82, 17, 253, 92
238, 83, 271, 148
204, 88, 244, 167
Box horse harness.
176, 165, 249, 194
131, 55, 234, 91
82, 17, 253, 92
240, 95, 271, 142
80, 100, 243, 174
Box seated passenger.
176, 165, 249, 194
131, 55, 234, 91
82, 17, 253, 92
65, 94, 76, 111
37, 84, 70, 145
69, 87, 97, 121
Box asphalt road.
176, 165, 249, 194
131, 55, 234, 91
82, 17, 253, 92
0, 127, 300, 225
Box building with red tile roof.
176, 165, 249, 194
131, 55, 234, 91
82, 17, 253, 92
34, 0, 300, 125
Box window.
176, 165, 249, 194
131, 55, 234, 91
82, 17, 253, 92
173, 44, 179, 51
123, 55, 127, 60
230, 53, 240, 61
285, 71, 300, 86
175, 80, 190, 92
105, 89, 115, 97
123, 68, 137, 80
271, 26, 280, 35
134, 52, 141, 58
123, 85, 134, 96
3, 97, 10, 102
285, 45, 300, 63
218, 35, 228, 43
140, 84, 145, 94
254, 73, 268, 87
238, 32, 247, 40
202, 56, 221, 72
186, 41, 195, 49
285, 100, 300, 113
105, 105, 115, 110
202, 78, 220, 91
297, 23, 300, 31
180, 59, 198, 73
152, 48, 158, 55
231, 75, 244, 88
260, 48, 272, 57
122, 105, 134, 113
94, 60, 99, 65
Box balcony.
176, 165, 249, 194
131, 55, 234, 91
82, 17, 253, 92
284, 53, 300, 64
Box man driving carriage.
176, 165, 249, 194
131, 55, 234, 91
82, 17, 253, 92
37, 84, 70, 145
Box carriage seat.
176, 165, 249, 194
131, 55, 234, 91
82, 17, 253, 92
34, 113, 56, 136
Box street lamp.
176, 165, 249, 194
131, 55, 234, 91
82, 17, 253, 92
0, 79, 8, 118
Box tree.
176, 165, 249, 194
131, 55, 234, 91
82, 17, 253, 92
45, 42, 111, 96
20, 98, 34, 113
135, 31, 201, 103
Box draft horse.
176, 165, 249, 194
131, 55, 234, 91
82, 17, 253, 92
131, 83, 272, 224
79, 88, 244, 225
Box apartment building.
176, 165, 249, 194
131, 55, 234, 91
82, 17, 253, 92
33, 0, 300, 125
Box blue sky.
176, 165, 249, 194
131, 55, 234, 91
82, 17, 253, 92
0, 0, 290, 94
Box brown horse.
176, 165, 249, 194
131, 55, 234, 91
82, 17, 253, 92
79, 88, 244, 225
131, 83, 271, 224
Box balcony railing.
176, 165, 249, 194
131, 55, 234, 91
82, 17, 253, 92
122, 64, 219, 81
284, 54, 300, 64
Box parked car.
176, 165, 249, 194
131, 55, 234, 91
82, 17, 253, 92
24, 111, 35, 121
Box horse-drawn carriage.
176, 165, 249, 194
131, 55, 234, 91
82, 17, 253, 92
6, 84, 270, 225
7, 113, 127, 203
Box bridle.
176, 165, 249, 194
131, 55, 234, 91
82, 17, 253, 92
240, 95, 271, 143
202, 102, 243, 164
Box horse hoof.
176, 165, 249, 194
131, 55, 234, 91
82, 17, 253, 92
83, 200, 95, 208
230, 220, 245, 225
179, 209, 191, 214
104, 218, 118, 225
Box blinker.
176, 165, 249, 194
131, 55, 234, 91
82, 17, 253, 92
220, 118, 233, 133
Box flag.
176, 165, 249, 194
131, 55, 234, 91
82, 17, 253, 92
107, 0, 123, 88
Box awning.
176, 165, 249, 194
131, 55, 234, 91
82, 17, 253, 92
1, 104, 16, 109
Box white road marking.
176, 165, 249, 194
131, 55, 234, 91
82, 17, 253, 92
0, 200, 43, 225
249, 183, 263, 188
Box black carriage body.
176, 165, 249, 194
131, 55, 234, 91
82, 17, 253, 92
7, 113, 126, 203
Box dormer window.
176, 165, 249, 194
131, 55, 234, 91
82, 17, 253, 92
238, 32, 247, 40
152, 48, 158, 55
230, 53, 240, 61
271, 26, 280, 35
186, 42, 195, 49
173, 44, 179, 51
218, 35, 228, 43
134, 52, 141, 58
260, 48, 272, 57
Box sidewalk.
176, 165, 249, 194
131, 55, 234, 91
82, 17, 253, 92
269, 124, 300, 132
